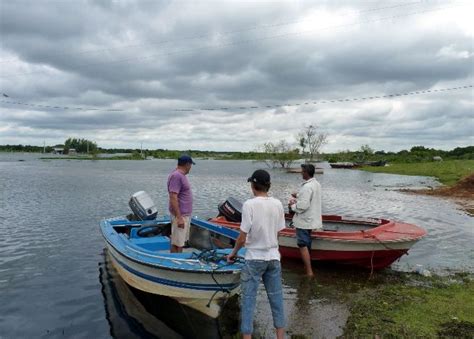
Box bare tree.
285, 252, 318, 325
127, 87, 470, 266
259, 140, 300, 168
297, 125, 328, 162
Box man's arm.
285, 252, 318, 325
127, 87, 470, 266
228, 201, 251, 262
169, 192, 185, 228
227, 230, 247, 262
278, 203, 286, 231
291, 186, 312, 213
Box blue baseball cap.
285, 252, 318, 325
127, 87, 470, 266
178, 155, 195, 165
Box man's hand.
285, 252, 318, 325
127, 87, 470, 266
226, 253, 236, 263
177, 216, 185, 229
227, 230, 247, 263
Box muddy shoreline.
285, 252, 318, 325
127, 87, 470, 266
342, 272, 474, 338
400, 173, 474, 216
217, 268, 474, 338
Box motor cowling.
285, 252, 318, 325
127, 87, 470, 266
217, 197, 243, 222
129, 191, 158, 220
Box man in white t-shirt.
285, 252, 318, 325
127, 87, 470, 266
227, 169, 286, 339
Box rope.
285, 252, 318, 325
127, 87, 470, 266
190, 249, 245, 308
361, 230, 397, 251
363, 231, 409, 278
369, 250, 375, 280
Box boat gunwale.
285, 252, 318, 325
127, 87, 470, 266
101, 218, 240, 275
208, 215, 427, 243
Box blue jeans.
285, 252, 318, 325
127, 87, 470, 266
296, 228, 312, 249
240, 260, 285, 334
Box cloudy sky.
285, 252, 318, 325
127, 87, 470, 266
0, 0, 472, 152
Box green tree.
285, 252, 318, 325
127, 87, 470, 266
357, 144, 375, 162
64, 138, 97, 154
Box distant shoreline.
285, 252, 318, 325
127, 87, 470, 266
39, 156, 145, 160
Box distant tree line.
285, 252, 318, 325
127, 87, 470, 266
1, 141, 472, 164
0, 144, 50, 152
0, 138, 98, 154
326, 145, 474, 163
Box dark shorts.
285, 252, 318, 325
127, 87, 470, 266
296, 228, 313, 249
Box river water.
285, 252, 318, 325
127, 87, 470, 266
0, 153, 472, 338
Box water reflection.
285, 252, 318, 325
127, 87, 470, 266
99, 249, 235, 339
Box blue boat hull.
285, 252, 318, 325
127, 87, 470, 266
100, 216, 243, 318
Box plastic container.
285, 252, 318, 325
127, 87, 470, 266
414, 264, 432, 277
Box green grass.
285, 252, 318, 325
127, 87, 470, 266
361, 160, 474, 186
343, 274, 474, 337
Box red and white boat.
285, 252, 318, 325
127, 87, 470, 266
209, 198, 427, 270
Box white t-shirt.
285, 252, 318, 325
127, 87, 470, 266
240, 196, 286, 261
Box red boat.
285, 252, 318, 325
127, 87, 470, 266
209, 198, 427, 270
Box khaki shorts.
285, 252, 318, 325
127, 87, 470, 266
171, 215, 191, 247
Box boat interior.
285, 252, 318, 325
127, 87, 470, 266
111, 222, 232, 257
218, 197, 385, 234
320, 221, 377, 232
113, 223, 173, 252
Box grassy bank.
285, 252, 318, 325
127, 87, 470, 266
343, 273, 474, 337
361, 160, 474, 186
220, 270, 474, 338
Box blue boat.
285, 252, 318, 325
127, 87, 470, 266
100, 215, 244, 318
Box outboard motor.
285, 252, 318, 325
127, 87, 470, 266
129, 191, 158, 220
217, 197, 243, 222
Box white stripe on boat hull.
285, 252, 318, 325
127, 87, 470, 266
107, 245, 240, 318
279, 235, 420, 251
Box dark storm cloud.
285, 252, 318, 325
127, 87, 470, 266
0, 1, 472, 151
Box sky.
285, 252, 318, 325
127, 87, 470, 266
0, 0, 473, 152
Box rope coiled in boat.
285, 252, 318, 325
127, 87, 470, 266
190, 249, 244, 308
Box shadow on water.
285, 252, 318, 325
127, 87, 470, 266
99, 249, 239, 339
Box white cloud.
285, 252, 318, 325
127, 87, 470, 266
0, 1, 472, 152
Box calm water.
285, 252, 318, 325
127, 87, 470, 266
1, 153, 472, 338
